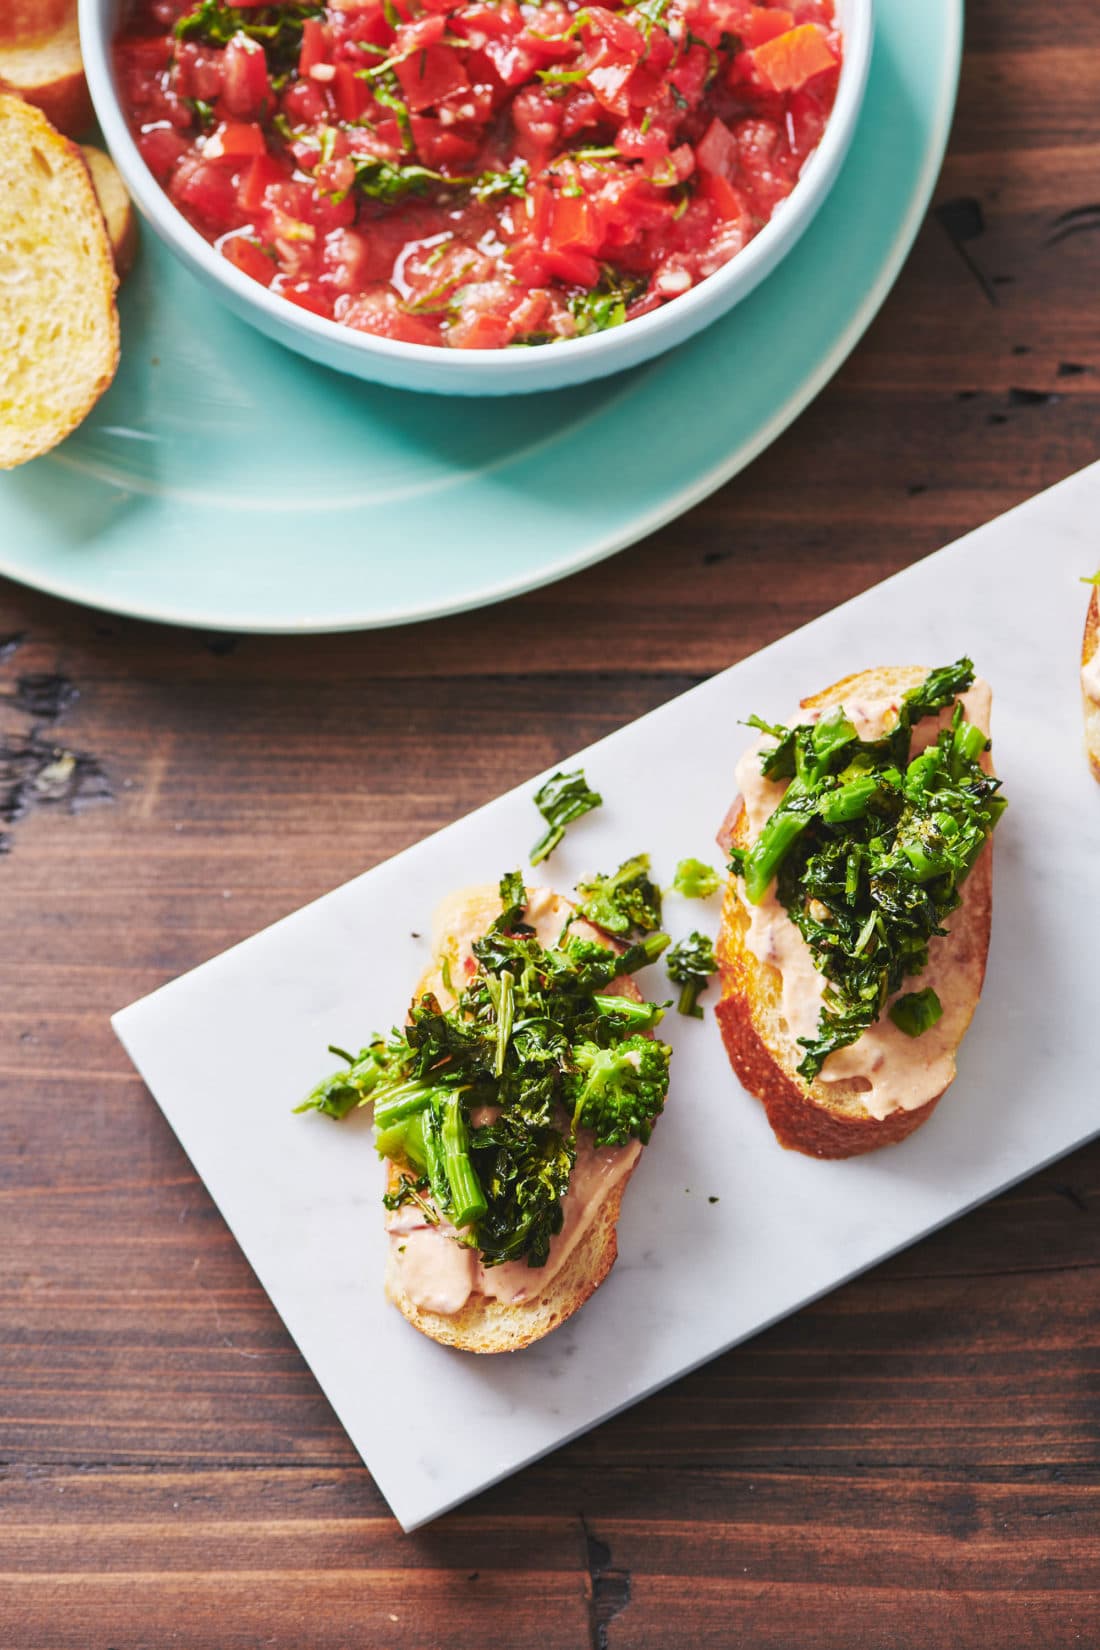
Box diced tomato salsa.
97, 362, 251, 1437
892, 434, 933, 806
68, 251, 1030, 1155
115, 0, 841, 350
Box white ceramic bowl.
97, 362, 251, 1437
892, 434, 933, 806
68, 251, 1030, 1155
80, 0, 873, 396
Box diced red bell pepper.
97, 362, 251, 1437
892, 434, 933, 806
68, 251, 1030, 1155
749, 23, 836, 92
395, 44, 469, 112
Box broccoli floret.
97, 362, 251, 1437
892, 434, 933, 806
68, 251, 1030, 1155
576, 853, 663, 937
666, 931, 717, 1018
566, 1035, 671, 1146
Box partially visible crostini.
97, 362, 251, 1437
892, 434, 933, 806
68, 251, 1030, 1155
82, 144, 140, 278
0, 3, 92, 138
1083, 583, 1100, 783
297, 876, 673, 1353
0, 94, 119, 470
716, 662, 1004, 1160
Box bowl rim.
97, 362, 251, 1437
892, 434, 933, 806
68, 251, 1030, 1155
80, 0, 874, 379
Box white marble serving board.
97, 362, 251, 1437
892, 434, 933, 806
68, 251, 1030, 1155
114, 463, 1100, 1531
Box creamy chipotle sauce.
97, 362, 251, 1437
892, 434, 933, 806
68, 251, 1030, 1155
732, 680, 993, 1121
386, 885, 642, 1315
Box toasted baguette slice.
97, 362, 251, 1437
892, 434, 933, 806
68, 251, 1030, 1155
384, 884, 647, 1353
1083, 586, 1100, 783
82, 144, 139, 278
0, 1, 74, 46
0, 9, 92, 138
716, 667, 994, 1160
0, 95, 119, 470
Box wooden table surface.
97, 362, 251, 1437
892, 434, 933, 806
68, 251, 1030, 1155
2, 2, 1098, 1644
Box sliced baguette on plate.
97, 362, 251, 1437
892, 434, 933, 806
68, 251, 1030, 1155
0, 6, 92, 138
82, 143, 139, 277
1083, 585, 1100, 783
716, 666, 998, 1160
0, 94, 119, 470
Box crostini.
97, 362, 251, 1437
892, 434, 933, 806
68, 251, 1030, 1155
1083, 580, 1100, 783
716, 660, 1005, 1160
0, 2, 91, 139
82, 144, 139, 278
0, 95, 119, 471
298, 874, 672, 1352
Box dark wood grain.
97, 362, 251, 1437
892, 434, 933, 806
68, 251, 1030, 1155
2, 2, 1098, 1644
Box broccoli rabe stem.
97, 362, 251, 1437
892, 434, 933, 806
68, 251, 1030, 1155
676, 979, 705, 1019
372, 1077, 454, 1130
374, 1086, 487, 1230
591, 993, 664, 1030
440, 1093, 487, 1227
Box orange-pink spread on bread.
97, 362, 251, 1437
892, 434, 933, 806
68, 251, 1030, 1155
732, 681, 993, 1121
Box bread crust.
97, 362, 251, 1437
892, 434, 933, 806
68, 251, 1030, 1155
384, 887, 648, 1352
385, 1164, 628, 1353
0, 95, 119, 470
82, 145, 139, 279
1083, 587, 1100, 784
716, 667, 994, 1160
0, 16, 92, 138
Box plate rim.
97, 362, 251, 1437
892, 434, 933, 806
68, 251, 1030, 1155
0, 0, 962, 635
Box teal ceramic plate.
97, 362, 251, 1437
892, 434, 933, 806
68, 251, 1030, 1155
0, 0, 961, 634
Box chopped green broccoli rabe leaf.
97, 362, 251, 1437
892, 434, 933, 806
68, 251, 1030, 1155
671, 858, 721, 899
576, 853, 662, 937
666, 931, 717, 1018
729, 661, 1006, 1081
529, 769, 603, 865
298, 872, 670, 1269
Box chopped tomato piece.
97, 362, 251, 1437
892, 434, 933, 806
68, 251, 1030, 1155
695, 116, 738, 180
395, 45, 469, 113
203, 121, 266, 164
551, 193, 601, 253
298, 18, 332, 76
222, 234, 276, 285
220, 33, 271, 119
742, 6, 794, 45
237, 151, 283, 214
749, 22, 836, 92
170, 158, 239, 228
342, 291, 441, 344
138, 124, 190, 181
